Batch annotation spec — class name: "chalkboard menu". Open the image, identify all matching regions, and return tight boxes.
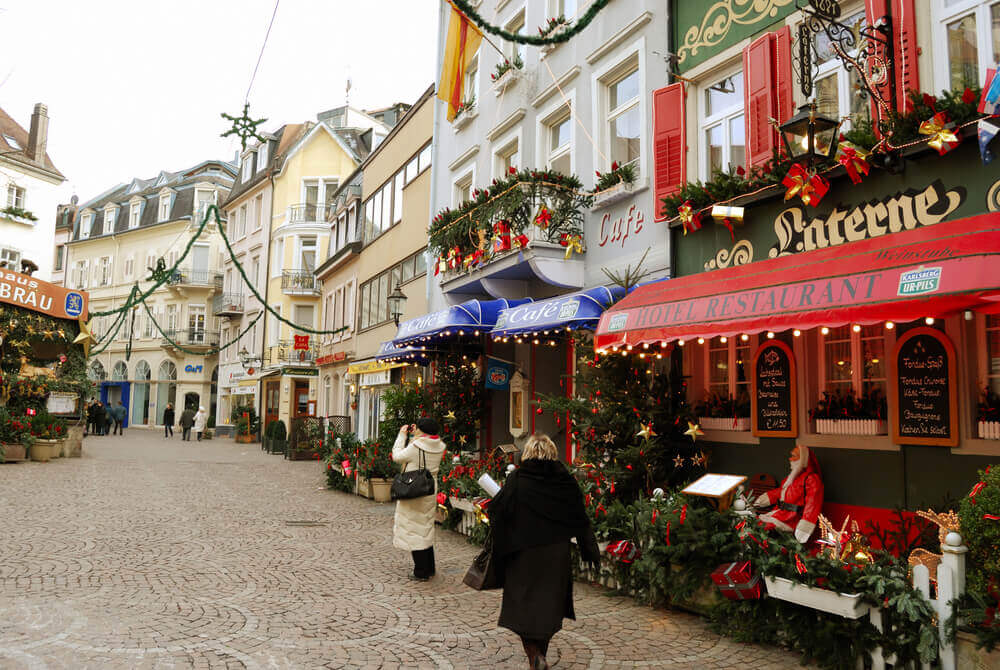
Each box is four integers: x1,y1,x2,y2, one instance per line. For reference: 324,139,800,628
891,328,958,447
752,340,798,438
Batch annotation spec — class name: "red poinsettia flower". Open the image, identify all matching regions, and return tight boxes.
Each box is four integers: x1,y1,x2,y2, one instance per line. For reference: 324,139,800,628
963,87,978,104
611,161,619,171
922,93,937,109
736,165,745,177
508,166,517,175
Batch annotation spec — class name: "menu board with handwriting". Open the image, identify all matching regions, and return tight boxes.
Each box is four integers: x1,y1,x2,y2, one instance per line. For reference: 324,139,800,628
892,328,958,447
752,340,798,438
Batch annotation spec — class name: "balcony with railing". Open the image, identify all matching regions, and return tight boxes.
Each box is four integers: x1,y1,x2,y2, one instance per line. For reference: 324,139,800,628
265,340,318,367
281,270,320,295
212,292,244,317
288,203,327,224
160,328,220,352
167,268,224,288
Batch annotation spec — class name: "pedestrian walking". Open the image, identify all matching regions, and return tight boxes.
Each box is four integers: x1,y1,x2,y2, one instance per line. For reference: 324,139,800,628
391,418,446,581
112,401,127,435
179,406,195,441
88,400,101,435
193,406,208,441
162,403,175,438
489,434,600,670
83,399,93,436
103,404,114,436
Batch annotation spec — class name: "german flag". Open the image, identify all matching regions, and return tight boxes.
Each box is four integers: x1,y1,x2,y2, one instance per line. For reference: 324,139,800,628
438,2,483,121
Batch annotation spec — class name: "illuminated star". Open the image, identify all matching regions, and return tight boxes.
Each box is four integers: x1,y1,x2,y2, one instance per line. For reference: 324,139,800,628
673,453,686,468
444,410,457,421
73,316,97,357
690,451,706,467
221,102,268,151
602,431,615,444
636,422,656,440
684,421,705,442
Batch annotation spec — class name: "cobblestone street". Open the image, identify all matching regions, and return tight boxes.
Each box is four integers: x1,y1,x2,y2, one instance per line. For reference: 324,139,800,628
0,430,805,669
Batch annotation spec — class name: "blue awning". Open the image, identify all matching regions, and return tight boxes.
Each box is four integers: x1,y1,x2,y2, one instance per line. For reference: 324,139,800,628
392,298,533,345
374,341,438,365
490,286,626,338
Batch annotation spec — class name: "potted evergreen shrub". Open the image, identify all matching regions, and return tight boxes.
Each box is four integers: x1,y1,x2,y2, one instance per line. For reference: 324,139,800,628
28,411,68,462
264,419,287,454
231,405,260,444
364,443,399,503
0,407,32,462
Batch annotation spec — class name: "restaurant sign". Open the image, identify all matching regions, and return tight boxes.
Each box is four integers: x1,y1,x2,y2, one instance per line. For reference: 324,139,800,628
0,269,88,320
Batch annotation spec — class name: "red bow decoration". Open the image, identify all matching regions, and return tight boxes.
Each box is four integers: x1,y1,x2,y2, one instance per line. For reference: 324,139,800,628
835,141,871,184
605,539,641,563
782,163,830,207
983,514,1000,521
919,112,961,155
679,504,687,525
678,200,703,236
534,206,552,229
513,233,530,249
665,521,671,545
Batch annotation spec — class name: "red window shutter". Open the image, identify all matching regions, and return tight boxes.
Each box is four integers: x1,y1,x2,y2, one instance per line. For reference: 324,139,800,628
773,26,795,125
892,0,919,107
652,83,686,222
744,32,776,169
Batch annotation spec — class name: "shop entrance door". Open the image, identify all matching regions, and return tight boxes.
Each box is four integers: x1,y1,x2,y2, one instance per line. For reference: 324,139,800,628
264,381,280,428
293,381,310,418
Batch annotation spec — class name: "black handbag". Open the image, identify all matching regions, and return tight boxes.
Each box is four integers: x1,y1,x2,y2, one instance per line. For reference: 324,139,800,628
391,445,435,500
463,532,499,590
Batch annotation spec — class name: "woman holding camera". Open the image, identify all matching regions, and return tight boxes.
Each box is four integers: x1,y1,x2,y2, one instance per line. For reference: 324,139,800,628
489,434,600,670
391,418,446,581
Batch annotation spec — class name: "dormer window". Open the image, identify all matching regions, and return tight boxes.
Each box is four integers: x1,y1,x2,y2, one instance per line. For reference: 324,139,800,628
256,142,268,171
158,190,172,221
103,207,116,235
241,151,256,181
129,199,141,229
80,212,93,239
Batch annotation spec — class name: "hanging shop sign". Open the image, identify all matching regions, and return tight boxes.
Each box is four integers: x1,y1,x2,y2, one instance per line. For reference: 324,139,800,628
890,327,959,447
280,367,318,377
751,340,798,438
232,385,256,395
316,355,334,365
293,334,310,350
0,269,88,321
673,0,797,73
360,370,391,387
484,357,513,390
347,359,405,375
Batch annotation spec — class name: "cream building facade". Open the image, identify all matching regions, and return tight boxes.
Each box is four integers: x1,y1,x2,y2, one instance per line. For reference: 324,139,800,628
66,160,236,426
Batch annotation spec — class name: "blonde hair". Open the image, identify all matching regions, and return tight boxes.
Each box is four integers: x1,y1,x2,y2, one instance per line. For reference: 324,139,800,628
522,434,558,461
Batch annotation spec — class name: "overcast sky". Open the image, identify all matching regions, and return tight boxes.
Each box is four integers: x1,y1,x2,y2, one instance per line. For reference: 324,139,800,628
0,0,440,204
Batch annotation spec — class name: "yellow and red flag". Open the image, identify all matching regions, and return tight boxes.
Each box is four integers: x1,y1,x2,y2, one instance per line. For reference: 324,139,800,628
438,2,483,121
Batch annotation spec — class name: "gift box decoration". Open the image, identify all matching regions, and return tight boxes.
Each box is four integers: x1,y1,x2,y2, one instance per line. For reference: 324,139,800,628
710,561,762,600
605,539,641,564
492,221,512,253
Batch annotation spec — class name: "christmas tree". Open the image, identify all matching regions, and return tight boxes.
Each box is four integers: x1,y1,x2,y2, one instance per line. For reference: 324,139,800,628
427,351,482,451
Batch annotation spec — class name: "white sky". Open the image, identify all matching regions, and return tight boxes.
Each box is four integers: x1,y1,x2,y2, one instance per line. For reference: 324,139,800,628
0,0,440,203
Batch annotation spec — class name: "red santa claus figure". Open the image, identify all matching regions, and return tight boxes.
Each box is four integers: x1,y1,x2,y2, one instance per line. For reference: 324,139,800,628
754,444,824,544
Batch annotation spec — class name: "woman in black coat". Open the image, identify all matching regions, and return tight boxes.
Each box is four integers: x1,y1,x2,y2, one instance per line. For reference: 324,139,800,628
489,434,600,670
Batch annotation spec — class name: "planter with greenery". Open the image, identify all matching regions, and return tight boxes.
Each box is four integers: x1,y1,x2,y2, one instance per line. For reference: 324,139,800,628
287,417,323,460
231,405,260,443
28,411,67,462
263,418,288,454
0,407,33,462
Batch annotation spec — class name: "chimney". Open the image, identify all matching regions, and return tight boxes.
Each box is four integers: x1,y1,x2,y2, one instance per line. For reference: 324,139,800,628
27,103,48,164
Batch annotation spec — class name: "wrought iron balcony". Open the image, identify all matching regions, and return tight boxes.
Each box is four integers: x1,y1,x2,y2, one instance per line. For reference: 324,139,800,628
212,293,244,317
281,270,320,295
160,328,219,351
167,268,224,288
288,203,326,224
265,340,318,366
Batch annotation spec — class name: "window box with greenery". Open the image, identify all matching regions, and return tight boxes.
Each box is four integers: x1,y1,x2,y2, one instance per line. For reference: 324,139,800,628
0,206,38,224
263,418,287,454
592,161,638,209
694,391,750,432
452,96,477,130
538,16,569,57
491,54,523,95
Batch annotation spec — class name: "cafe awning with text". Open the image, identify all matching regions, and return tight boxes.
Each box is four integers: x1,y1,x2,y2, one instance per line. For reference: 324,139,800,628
595,213,1000,349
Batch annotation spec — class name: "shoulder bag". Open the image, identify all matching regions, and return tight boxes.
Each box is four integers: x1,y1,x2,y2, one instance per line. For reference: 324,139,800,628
463,532,498,590
390,444,436,500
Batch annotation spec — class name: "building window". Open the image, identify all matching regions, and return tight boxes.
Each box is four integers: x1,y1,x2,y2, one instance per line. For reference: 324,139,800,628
495,136,520,177
553,0,578,19
393,173,404,224
103,208,116,235
466,52,480,103
986,315,1000,396
241,152,253,181
124,255,134,280
271,237,284,276
701,335,752,421
1,247,21,270
252,256,260,286
54,245,64,271
79,213,92,239
253,194,263,231
504,9,527,63
195,190,214,222
819,324,889,402
6,184,25,209
419,144,432,173
189,305,206,341
453,170,474,207
358,250,426,330
72,260,88,289
293,304,314,330
544,105,573,175
238,204,247,237
936,0,1000,91
129,202,141,229
813,10,871,130
97,256,113,286
257,142,268,171
299,236,317,271
158,193,171,221
701,71,745,177
165,304,178,332
269,305,281,346
603,60,642,172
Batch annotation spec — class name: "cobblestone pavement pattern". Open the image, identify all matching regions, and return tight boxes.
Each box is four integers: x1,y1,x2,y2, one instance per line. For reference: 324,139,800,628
0,430,807,669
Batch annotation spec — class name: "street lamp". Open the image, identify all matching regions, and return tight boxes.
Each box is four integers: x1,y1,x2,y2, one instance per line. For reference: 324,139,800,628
387,283,407,325
778,102,842,168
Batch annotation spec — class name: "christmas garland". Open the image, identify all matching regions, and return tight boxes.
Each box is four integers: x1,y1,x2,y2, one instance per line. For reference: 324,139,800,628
450,0,611,46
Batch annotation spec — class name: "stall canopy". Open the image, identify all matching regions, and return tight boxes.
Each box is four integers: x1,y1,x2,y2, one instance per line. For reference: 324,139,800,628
595,213,1000,349
392,298,532,346
490,286,626,339
374,340,441,364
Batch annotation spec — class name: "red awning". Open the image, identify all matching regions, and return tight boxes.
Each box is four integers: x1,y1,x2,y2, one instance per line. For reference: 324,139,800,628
595,212,1000,348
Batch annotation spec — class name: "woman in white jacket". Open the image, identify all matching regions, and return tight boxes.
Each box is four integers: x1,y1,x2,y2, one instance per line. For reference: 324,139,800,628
193,406,208,442
392,418,446,581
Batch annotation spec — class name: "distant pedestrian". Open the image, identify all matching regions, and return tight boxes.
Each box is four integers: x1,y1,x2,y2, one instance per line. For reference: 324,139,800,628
87,400,101,435
112,401,127,435
391,418,446,581
163,403,175,438
83,399,94,436
193,406,208,441
489,434,600,670
103,404,113,436
179,406,195,441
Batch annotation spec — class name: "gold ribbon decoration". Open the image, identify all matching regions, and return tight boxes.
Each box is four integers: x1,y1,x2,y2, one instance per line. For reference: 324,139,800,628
678,201,702,235
919,112,960,155
563,234,584,259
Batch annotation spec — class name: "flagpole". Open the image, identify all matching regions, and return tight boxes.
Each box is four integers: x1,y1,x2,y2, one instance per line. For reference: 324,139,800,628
445,0,505,56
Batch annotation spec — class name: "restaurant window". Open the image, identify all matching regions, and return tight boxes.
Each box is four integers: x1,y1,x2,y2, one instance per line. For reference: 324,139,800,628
602,56,641,173
698,335,752,426
818,324,890,409
823,325,854,395
812,10,871,130
984,315,1000,396
701,71,745,178
935,0,1000,91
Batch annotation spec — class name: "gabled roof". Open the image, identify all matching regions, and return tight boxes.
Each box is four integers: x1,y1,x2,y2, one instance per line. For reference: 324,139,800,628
0,105,64,180
222,123,311,207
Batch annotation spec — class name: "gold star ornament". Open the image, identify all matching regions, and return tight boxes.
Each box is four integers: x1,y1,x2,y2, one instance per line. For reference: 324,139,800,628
73,316,97,357
684,421,705,442
636,422,656,440
444,410,457,421
673,453,686,468
458,434,467,445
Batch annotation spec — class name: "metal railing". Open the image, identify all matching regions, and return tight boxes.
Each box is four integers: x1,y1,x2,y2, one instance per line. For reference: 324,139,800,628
212,292,244,315
161,328,220,349
288,203,326,224
168,268,224,287
281,270,319,293
265,341,318,365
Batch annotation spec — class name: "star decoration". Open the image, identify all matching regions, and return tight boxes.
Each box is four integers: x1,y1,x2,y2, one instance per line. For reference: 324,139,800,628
444,410,457,421
602,431,615,444
636,422,656,440
458,434,467,445
673,453,686,468
221,102,268,151
147,257,171,284
684,421,705,442
690,451,706,467
73,316,97,357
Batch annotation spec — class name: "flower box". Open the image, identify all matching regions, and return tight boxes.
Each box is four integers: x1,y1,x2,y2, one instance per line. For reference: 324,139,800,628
449,496,476,512
592,181,634,209
814,418,888,436
30,439,63,463
356,474,372,499
491,68,520,95
1,443,27,462
452,106,478,131
764,576,870,619
698,417,750,431
370,477,392,503
978,420,1000,439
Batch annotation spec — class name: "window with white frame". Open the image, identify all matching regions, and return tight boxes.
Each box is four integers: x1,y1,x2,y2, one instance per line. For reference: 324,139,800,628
466,52,480,104
257,142,268,171
195,189,214,222
393,173,403,224
1,247,21,269
80,213,92,239
812,9,871,130
165,304,178,332
702,71,745,177
241,153,253,181
544,106,573,175
252,256,260,287
103,208,116,235
495,136,520,176
453,170,474,206
129,201,141,229
271,238,284,276
143,307,155,338
818,324,889,406
124,255,134,280
98,256,113,286
552,0,578,19
253,194,263,230
603,57,642,172
158,192,171,221
701,335,753,421
299,236,317,272
936,0,1000,91
269,305,281,346
238,204,247,237
72,260,88,289
504,9,527,64
6,184,25,209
